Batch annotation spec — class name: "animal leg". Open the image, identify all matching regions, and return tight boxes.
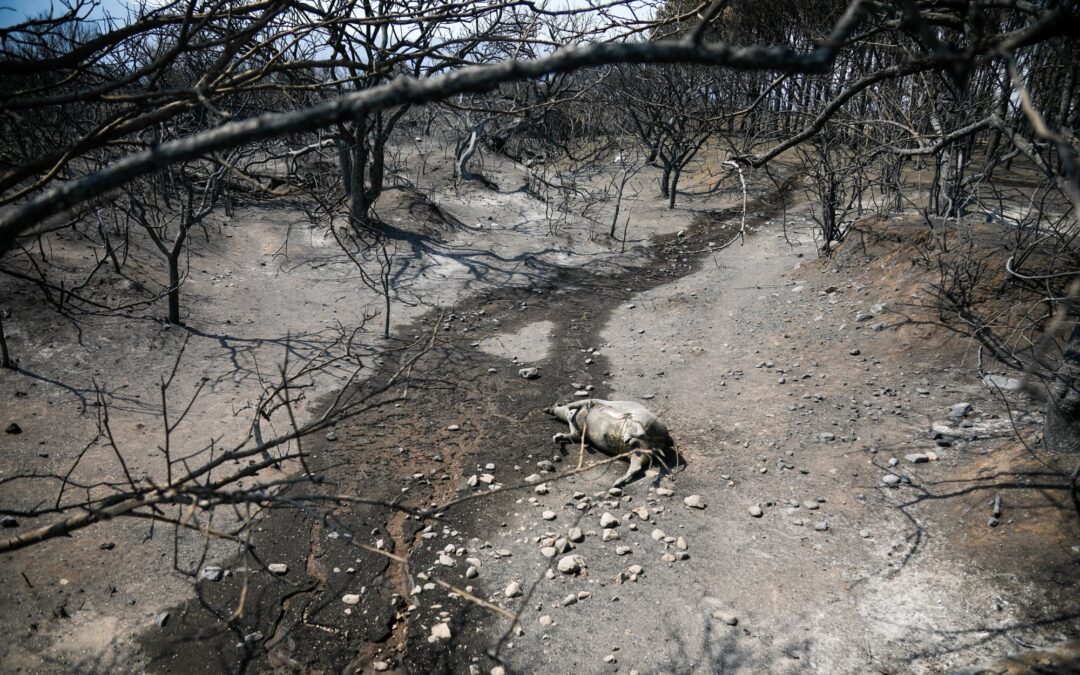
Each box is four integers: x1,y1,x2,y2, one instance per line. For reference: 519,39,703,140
613,450,647,487
553,431,579,447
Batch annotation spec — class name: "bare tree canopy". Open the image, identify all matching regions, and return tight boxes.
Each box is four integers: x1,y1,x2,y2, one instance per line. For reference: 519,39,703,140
1,0,1076,252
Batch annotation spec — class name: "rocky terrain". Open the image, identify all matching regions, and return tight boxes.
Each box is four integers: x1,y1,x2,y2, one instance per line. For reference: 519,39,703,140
2,155,1079,674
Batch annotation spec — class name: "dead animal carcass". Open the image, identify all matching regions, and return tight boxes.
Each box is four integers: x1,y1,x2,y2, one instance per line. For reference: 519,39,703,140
544,399,681,487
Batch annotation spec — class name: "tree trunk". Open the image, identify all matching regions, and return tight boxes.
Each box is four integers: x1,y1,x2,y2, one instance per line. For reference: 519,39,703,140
667,166,681,210
659,162,671,199
336,139,352,196
350,138,371,232
1045,323,1080,453
166,254,181,325
0,312,12,368
610,170,627,238
456,122,484,180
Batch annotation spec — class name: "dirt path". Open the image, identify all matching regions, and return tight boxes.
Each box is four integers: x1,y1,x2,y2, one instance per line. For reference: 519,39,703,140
132,170,1080,674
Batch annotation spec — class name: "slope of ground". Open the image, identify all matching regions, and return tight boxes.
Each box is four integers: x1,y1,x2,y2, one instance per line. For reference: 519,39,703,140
2,148,1077,674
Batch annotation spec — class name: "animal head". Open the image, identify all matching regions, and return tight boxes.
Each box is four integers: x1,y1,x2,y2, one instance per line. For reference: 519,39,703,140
544,403,574,424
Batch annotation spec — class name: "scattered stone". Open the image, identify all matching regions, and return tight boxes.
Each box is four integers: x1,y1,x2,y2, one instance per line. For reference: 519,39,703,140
542,510,557,521
373,662,390,672
505,582,522,598
535,483,550,495
817,432,836,442
683,495,706,510
615,546,631,556
855,312,873,322
949,402,973,419
887,457,899,467
4,423,21,434
983,374,1023,391
324,430,338,441
604,655,617,664
557,555,584,574
438,554,455,567
651,528,666,541
859,529,871,538
676,537,688,551
905,453,929,464
602,529,621,542
524,473,542,484
748,505,763,518
849,348,861,356
712,611,738,626
628,564,643,576
540,547,557,559
562,594,578,607
447,424,461,431
466,566,479,579
568,527,584,543
631,506,650,521
660,553,676,562
1,516,18,528
655,487,674,497
600,512,619,528
267,563,288,575
988,517,1000,528
608,487,623,497
802,501,819,510
199,566,224,582
814,521,829,532
519,367,540,380
539,615,554,627
881,474,902,487
154,611,170,628
430,623,451,641
342,594,361,605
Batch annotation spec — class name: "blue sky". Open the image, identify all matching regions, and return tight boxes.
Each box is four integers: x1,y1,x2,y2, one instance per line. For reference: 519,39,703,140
0,0,131,27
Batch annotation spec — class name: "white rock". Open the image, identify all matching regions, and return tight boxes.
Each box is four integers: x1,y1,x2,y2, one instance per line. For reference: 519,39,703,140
267,563,288,575
600,512,619,528
505,581,522,598
683,495,707,509
430,623,451,641
542,510,557,521
557,555,584,574
342,594,361,605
